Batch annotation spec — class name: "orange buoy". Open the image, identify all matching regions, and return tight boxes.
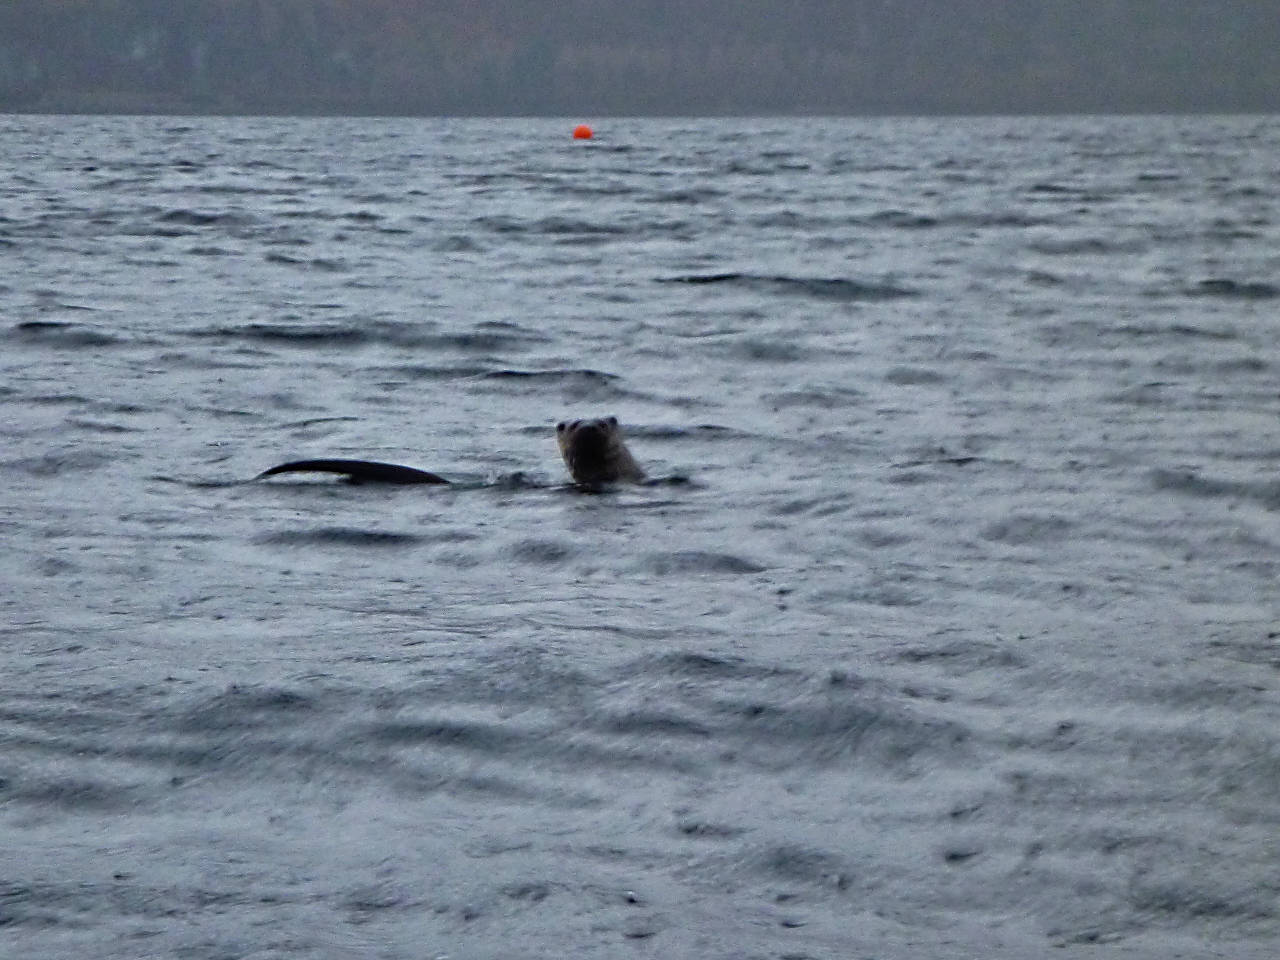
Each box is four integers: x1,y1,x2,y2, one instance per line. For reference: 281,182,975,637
572,124,594,140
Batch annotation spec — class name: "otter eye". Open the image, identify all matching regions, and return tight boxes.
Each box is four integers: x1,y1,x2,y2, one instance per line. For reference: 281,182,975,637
606,416,618,426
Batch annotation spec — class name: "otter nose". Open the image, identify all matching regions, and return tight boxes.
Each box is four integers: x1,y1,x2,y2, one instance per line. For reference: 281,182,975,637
575,425,607,449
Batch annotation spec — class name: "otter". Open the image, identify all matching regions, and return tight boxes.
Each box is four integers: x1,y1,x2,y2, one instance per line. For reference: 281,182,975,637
555,416,645,485
256,415,645,488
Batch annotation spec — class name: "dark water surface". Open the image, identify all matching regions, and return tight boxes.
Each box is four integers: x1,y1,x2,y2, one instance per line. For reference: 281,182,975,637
2,115,1279,958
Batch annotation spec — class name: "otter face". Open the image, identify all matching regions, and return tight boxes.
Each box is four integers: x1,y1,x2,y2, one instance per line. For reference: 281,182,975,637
556,415,644,486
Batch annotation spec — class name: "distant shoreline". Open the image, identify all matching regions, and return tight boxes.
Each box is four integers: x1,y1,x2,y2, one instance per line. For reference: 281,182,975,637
4,99,1277,120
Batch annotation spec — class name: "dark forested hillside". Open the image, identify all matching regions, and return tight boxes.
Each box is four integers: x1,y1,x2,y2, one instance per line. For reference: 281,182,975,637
0,0,1274,115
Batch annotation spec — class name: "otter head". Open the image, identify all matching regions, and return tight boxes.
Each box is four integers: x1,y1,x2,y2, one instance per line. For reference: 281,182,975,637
555,415,645,486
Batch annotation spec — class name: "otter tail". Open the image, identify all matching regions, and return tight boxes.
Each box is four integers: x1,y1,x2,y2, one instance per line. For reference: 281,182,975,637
256,459,449,485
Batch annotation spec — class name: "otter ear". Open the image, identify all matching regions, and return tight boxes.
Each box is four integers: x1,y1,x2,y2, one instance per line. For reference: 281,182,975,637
606,415,618,426
556,421,567,432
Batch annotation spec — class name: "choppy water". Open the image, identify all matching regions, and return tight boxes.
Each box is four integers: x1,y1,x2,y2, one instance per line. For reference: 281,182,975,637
2,114,1279,959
